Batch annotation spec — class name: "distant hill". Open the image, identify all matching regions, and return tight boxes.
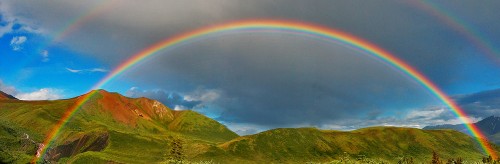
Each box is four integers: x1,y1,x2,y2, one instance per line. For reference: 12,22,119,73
0,90,17,100
424,116,500,144
209,127,490,163
0,90,497,163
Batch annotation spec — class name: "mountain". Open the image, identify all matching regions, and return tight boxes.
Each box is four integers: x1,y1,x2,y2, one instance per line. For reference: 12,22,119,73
0,90,238,163
0,90,498,163
0,90,17,100
424,116,500,144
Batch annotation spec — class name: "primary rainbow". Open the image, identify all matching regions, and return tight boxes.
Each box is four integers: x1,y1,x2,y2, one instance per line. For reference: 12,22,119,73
33,19,496,162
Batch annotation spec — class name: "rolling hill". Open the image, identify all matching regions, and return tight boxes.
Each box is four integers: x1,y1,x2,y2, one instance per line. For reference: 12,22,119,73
0,89,498,163
0,90,238,163
208,127,491,163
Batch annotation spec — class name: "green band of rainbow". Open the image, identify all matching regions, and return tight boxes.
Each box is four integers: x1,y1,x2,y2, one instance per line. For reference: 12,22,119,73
33,19,496,162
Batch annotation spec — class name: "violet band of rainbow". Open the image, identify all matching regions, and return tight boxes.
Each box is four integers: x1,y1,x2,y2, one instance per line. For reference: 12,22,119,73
411,0,500,63
33,20,496,162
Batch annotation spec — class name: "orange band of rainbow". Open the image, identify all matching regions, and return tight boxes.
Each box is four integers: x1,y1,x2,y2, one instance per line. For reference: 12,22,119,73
33,19,496,162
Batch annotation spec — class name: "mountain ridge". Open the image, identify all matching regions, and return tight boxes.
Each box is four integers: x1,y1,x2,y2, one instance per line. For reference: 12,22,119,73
424,116,500,144
0,90,17,100
0,89,498,163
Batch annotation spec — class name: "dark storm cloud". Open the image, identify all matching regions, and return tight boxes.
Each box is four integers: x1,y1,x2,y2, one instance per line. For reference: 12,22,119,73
124,34,435,127
455,88,500,117
4,0,500,86
3,0,500,130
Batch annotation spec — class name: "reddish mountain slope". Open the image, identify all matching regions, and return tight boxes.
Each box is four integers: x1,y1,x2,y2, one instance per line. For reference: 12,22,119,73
0,91,17,100
0,89,238,163
78,90,176,126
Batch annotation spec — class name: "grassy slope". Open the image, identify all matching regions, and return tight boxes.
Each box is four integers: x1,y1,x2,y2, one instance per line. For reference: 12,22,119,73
169,110,238,143
213,127,493,163
0,90,498,163
0,91,238,163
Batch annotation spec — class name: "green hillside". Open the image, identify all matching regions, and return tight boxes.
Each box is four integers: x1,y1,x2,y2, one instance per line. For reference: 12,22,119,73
0,90,238,163
0,90,498,163
213,127,494,163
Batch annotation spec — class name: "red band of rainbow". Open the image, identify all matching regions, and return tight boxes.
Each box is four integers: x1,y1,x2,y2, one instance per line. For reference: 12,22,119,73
33,19,496,162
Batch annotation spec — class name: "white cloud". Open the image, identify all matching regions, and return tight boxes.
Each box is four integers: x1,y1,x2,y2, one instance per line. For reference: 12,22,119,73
184,88,221,102
0,2,41,38
15,88,61,100
66,68,82,73
0,80,62,100
0,4,15,38
445,116,481,125
225,122,266,136
10,36,27,51
89,68,107,72
0,20,14,38
41,50,49,62
317,106,485,131
66,67,107,73
173,105,189,111
405,108,446,120
0,80,17,95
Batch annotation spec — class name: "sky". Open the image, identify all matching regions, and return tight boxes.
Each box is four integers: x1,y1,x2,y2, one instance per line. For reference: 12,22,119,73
1,0,500,135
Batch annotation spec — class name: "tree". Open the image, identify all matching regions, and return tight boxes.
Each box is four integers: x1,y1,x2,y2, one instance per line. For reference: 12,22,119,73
446,157,462,164
431,151,442,164
483,155,493,163
168,137,185,163
398,156,414,164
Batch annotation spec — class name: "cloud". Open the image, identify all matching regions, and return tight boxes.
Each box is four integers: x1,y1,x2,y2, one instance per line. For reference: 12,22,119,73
125,87,202,110
40,50,49,62
0,2,40,38
320,88,500,131
224,122,266,136
0,80,62,100
184,88,221,105
454,88,500,118
65,67,107,73
405,108,447,120
0,3,16,38
0,80,17,96
318,106,482,131
123,34,437,127
15,88,61,100
0,19,14,38
10,36,27,51
3,0,500,133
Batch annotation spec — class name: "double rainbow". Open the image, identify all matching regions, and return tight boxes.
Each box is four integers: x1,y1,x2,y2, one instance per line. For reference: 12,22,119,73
33,19,496,162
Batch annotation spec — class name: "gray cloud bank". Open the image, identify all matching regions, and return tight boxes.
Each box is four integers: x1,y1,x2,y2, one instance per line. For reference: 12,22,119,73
3,0,500,133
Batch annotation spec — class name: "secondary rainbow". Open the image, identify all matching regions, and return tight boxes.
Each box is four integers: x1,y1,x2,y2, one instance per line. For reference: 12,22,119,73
51,0,117,44
33,19,496,162
411,0,500,64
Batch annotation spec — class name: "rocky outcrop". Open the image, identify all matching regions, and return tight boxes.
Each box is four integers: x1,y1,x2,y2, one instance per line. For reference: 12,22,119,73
44,131,109,162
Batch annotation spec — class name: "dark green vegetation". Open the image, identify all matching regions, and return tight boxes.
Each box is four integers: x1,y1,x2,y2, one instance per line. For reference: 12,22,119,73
0,90,498,163
424,116,500,145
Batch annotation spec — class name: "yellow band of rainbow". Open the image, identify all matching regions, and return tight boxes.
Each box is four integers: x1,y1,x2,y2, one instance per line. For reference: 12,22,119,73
33,19,496,162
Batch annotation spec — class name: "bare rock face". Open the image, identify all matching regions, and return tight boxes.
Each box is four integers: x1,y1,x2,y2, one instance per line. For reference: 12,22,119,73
152,100,174,121
44,131,109,162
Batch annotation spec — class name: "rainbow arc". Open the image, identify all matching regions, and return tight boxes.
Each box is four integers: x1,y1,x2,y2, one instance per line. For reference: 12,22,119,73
33,20,496,162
